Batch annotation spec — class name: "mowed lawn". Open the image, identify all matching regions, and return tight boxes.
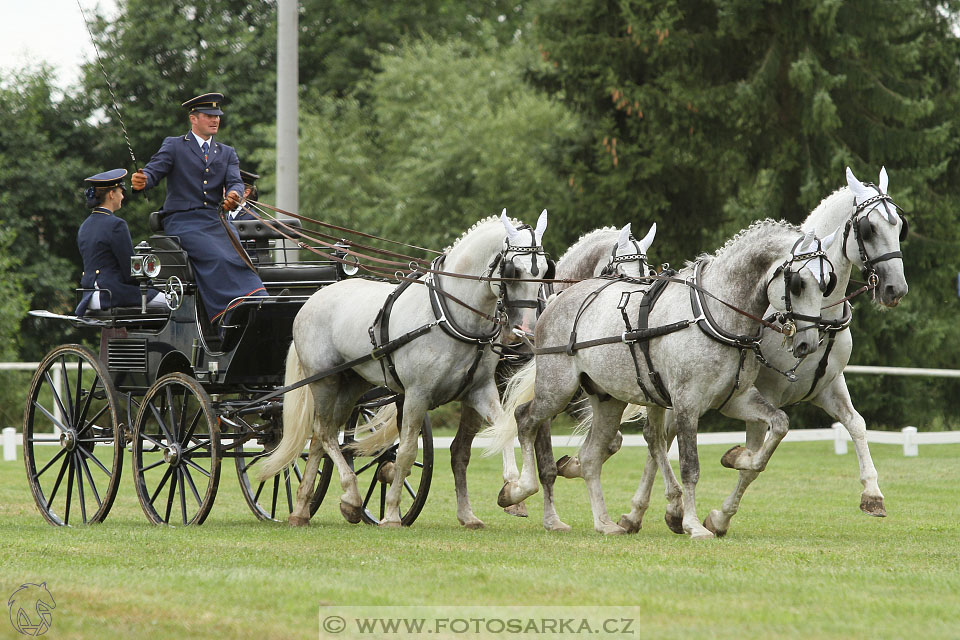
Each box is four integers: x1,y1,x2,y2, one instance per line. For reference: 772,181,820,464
1,439,958,639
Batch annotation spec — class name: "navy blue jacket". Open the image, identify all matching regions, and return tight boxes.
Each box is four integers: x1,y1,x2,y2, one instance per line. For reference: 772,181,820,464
140,132,243,212
75,209,149,316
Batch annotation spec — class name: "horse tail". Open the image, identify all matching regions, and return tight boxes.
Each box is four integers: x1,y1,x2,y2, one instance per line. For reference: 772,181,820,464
572,401,645,436
258,344,314,482
346,403,398,457
480,359,537,456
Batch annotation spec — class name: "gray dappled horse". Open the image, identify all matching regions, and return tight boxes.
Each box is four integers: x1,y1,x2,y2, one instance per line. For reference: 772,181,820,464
258,212,547,528
685,167,907,535
486,220,835,539
498,222,658,517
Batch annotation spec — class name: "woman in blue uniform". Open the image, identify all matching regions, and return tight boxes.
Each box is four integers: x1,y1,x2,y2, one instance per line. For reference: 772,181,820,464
75,169,165,316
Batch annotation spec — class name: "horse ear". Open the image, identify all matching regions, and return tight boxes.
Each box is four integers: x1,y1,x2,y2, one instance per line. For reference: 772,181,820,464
879,166,889,194
500,209,521,242
796,231,817,255
617,223,632,253
638,222,657,254
534,209,548,244
820,227,838,251
846,166,871,203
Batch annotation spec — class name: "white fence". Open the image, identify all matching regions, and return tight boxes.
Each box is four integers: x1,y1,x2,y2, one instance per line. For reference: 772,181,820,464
4,363,960,462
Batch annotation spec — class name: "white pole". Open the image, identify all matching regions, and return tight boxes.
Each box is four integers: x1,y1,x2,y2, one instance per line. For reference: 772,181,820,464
832,422,848,455
2,427,16,461
902,426,919,457
276,0,299,263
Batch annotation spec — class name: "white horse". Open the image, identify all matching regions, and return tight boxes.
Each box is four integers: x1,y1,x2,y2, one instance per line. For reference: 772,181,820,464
258,211,547,528
486,220,835,538
609,167,909,537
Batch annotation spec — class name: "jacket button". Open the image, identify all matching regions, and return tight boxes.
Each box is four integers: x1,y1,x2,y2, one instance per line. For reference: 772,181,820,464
204,180,207,184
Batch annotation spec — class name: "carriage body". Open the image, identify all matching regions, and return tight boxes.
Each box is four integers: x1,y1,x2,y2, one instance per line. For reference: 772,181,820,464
23,216,432,527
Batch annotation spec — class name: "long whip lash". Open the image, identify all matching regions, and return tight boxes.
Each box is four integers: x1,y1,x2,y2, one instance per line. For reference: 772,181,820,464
76,0,139,169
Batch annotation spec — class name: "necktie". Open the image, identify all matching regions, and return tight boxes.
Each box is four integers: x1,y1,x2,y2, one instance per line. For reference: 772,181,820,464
202,141,209,163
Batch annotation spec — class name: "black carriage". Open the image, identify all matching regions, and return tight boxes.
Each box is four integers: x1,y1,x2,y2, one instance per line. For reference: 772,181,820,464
23,214,432,526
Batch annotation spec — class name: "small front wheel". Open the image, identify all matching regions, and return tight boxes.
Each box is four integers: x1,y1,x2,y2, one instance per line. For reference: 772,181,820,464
132,373,220,525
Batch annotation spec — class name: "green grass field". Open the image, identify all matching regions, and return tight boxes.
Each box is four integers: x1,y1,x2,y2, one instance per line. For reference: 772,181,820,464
1,440,958,639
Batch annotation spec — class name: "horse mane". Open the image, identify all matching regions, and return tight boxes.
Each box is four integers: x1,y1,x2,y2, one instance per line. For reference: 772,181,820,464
444,214,523,253
802,185,852,231
556,226,619,263
687,218,802,268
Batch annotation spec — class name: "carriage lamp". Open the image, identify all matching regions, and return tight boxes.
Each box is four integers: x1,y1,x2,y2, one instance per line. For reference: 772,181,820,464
143,254,162,278
334,242,360,276
130,255,144,276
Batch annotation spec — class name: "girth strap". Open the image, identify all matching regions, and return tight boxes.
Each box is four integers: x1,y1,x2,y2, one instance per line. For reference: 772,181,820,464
369,272,425,390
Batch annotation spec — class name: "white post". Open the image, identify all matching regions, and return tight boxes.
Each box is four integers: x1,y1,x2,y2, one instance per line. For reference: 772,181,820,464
902,426,918,457
52,368,63,436
832,422,848,455
276,0,299,263
3,427,16,461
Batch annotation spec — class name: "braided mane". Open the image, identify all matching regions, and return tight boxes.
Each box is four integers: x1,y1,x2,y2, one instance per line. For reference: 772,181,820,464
556,226,619,263
687,218,801,268
445,214,523,253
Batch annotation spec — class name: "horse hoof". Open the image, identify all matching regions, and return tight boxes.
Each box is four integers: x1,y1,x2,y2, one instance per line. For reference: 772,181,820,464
339,502,363,524
689,529,716,541
288,515,310,527
664,511,685,535
497,482,519,508
618,515,641,534
544,519,572,533
503,502,528,518
598,523,627,535
458,516,485,530
860,495,887,517
556,455,582,479
721,445,747,469
379,519,402,528
703,510,728,538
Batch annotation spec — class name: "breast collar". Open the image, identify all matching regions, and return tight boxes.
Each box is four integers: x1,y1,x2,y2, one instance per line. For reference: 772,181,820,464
427,255,502,345
689,260,762,350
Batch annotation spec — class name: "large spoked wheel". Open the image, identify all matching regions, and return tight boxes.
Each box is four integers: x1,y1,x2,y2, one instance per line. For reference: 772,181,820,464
132,373,220,525
234,414,331,522
23,345,123,526
315,394,433,526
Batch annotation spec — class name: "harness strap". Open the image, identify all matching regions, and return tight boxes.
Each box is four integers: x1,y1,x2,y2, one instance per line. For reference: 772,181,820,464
634,272,677,406
369,273,424,390
428,256,502,344
224,323,436,417
534,321,691,355
218,206,257,273
689,261,762,350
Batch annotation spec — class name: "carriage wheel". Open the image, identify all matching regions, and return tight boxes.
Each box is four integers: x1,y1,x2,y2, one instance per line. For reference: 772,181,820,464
235,429,331,522
22,345,123,526
132,373,220,525
314,397,433,526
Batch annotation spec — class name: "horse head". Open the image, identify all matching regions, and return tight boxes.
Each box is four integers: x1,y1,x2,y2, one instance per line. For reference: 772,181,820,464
766,230,838,358
497,209,551,342
605,222,656,279
844,166,909,307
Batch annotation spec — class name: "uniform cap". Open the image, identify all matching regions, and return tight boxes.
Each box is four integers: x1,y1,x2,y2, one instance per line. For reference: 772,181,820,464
182,92,225,115
84,168,128,188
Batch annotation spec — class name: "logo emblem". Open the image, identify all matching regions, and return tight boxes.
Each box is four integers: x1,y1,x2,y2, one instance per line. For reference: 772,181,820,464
8,583,56,636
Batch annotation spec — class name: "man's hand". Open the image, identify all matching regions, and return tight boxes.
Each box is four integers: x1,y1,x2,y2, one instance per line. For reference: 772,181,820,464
224,190,241,211
131,170,147,191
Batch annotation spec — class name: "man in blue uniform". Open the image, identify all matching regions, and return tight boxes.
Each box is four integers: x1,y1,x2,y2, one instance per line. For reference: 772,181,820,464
76,169,165,316
131,92,266,324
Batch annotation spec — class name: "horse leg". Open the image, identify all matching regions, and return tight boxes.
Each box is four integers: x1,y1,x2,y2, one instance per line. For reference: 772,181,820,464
380,395,429,527
672,407,714,540
618,407,667,533
813,375,885,516
500,448,528,517
534,420,570,532
579,395,628,535
719,387,789,473
703,419,764,537
450,403,486,529
289,434,325,526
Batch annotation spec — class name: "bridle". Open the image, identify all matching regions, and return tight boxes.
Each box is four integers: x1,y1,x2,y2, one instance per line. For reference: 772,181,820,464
486,224,556,314
842,186,908,288
764,236,837,338
599,235,656,278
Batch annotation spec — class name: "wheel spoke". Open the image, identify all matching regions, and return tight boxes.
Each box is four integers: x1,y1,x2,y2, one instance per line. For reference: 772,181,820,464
139,431,166,450
284,468,294,513
403,479,417,501
149,401,175,444
164,466,178,523
182,457,211,478
59,357,75,427
64,456,75,526
271,475,280,519
79,453,104,508
33,398,72,434
149,464,175,505
181,465,203,506
43,371,71,427
35,447,67,479
140,457,167,473
354,457,379,475
379,482,386,520
178,469,188,524
180,409,202,448
46,453,71,509
73,358,85,426
78,445,112,477
76,395,108,439
74,454,88,524
361,471,378,509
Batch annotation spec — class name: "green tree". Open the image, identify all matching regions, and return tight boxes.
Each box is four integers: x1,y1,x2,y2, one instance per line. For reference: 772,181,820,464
281,36,583,254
